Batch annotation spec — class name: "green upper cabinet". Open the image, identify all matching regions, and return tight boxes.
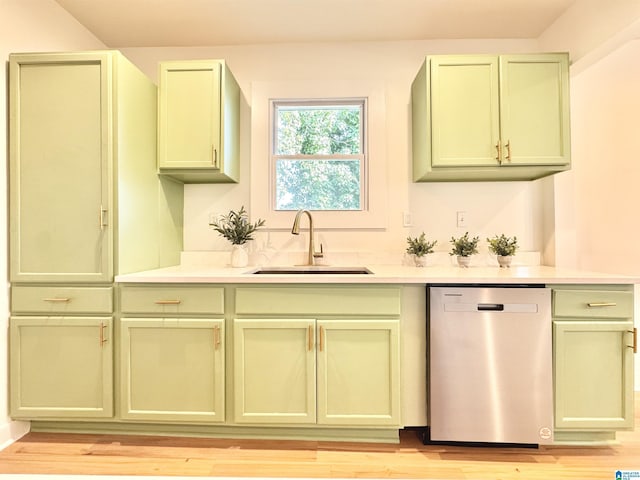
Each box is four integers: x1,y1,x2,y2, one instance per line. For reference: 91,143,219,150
412,53,571,181
158,60,240,183
9,51,182,283
429,55,500,169
9,53,111,283
499,55,571,167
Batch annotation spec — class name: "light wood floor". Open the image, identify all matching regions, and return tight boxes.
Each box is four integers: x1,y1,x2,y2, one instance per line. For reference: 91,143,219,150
1,396,638,480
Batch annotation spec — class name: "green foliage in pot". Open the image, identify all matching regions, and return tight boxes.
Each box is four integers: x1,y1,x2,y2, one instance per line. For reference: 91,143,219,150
487,234,518,257
209,206,265,245
406,233,437,257
449,232,480,257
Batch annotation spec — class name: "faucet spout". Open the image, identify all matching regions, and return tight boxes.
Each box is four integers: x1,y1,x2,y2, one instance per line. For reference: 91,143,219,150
291,209,323,266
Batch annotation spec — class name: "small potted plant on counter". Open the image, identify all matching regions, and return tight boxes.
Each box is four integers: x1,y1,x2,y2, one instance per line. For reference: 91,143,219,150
487,234,518,268
209,206,265,267
406,232,437,267
449,232,479,268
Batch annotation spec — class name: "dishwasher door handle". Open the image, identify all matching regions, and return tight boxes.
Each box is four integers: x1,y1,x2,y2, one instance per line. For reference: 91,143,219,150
477,303,505,311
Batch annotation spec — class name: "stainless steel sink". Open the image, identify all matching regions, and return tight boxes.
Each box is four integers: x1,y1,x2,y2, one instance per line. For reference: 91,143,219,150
250,266,372,275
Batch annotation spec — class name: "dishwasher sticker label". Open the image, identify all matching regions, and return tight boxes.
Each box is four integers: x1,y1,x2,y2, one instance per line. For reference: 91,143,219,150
616,471,640,479
539,427,552,440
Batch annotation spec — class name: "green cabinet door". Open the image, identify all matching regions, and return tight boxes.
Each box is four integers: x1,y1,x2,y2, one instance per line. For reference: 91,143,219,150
9,53,112,283
120,318,225,423
554,320,635,430
500,54,571,166
430,55,500,168
10,316,113,418
233,319,316,424
158,60,240,183
9,51,175,282
317,320,400,426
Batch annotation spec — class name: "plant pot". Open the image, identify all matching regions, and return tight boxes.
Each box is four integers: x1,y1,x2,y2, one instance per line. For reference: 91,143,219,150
414,255,428,267
497,255,513,268
456,255,471,268
230,244,249,268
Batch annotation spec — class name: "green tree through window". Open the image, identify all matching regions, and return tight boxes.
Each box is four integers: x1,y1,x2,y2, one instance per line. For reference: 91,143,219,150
273,100,365,211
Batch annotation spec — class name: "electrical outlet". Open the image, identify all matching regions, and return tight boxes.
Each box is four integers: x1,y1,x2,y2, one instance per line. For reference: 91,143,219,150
403,211,413,227
456,211,467,228
208,212,218,225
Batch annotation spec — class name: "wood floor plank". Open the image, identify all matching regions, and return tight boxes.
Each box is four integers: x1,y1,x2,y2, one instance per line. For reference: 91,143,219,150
0,394,638,479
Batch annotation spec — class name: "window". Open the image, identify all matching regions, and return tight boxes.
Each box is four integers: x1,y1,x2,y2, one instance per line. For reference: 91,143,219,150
251,81,386,230
271,99,366,211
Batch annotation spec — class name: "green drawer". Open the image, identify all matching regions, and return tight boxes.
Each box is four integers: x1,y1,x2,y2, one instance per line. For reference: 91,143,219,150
553,289,633,319
120,285,225,315
11,286,113,314
235,286,401,316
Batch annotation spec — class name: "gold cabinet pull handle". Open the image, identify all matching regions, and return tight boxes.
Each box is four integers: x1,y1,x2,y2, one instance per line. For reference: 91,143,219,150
629,328,638,354
99,322,107,346
154,300,181,305
308,325,313,351
505,141,511,162
213,325,221,349
319,325,324,352
212,146,219,169
100,205,108,229
495,142,502,164
43,297,71,303
587,302,617,307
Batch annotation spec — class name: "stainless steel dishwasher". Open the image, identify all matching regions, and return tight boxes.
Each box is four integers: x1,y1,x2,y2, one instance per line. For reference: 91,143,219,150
427,285,553,445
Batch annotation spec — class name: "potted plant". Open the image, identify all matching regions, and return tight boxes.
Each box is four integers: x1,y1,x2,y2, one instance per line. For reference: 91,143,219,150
487,234,518,268
449,232,479,267
209,206,265,267
406,232,437,267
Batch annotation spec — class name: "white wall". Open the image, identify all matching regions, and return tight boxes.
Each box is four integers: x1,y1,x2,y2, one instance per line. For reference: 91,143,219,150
0,0,106,449
123,39,548,263
539,0,640,71
554,40,640,388
556,40,640,275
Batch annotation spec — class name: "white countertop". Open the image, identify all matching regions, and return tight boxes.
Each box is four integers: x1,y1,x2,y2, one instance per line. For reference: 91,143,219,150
115,264,638,285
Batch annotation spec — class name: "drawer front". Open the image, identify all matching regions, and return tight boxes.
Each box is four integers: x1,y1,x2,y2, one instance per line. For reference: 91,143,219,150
235,286,401,316
120,285,225,315
11,286,113,314
553,289,633,319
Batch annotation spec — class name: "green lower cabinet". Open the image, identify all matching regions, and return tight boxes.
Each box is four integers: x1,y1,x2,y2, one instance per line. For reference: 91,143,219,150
233,318,400,427
552,286,636,441
233,318,316,424
553,320,635,430
120,318,225,423
317,320,400,426
10,316,113,418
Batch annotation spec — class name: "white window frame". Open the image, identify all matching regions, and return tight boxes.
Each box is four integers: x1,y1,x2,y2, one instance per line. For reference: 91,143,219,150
270,98,368,212
250,80,388,230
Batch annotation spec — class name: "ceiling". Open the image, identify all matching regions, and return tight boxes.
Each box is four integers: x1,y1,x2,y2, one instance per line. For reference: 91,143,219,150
53,0,577,48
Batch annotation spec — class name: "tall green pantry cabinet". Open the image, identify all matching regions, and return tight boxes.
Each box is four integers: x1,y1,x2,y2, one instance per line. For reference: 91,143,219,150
8,51,183,419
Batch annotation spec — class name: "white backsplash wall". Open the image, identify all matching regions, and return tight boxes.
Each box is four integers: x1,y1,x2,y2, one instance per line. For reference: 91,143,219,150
184,179,547,265
124,39,550,264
